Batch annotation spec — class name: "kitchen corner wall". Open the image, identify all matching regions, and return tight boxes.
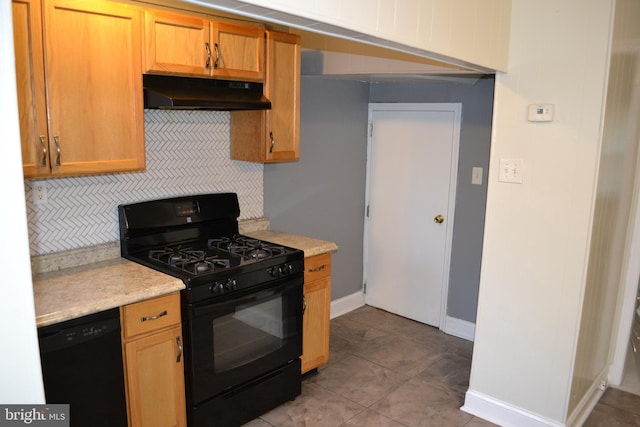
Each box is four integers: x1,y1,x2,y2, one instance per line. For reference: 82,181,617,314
25,110,263,255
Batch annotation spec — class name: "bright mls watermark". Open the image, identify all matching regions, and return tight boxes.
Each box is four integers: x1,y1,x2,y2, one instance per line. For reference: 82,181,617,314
0,405,69,426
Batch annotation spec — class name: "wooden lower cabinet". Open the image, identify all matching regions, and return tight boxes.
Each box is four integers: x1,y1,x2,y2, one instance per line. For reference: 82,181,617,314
301,253,332,373
121,293,186,427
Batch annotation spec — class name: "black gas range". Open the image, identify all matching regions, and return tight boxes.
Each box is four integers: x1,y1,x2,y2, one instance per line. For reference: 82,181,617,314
119,193,304,426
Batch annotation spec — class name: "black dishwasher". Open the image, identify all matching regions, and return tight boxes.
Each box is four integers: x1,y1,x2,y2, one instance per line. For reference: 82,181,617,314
38,307,128,427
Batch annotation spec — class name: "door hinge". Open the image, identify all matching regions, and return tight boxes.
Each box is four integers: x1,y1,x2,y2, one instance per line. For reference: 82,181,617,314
366,205,369,218
363,282,366,294
369,123,373,137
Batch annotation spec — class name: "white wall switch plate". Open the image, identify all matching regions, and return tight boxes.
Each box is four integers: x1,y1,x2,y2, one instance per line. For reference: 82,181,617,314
499,158,524,183
472,167,483,185
528,104,554,122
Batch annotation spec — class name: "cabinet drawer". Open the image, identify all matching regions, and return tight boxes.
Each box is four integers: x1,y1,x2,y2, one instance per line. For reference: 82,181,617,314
304,253,331,283
122,293,181,338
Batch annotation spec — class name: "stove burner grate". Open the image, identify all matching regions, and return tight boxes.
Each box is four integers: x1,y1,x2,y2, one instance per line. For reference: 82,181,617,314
148,246,231,275
208,237,286,260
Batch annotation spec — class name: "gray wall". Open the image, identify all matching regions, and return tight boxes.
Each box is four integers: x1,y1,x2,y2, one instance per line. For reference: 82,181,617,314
264,77,370,300
265,75,494,323
370,77,494,323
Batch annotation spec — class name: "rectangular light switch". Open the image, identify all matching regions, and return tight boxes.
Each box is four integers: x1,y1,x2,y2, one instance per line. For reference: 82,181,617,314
472,167,483,185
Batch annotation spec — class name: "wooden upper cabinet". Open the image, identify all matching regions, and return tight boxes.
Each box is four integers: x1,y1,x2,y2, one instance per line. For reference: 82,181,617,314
13,0,146,178
43,0,145,177
143,9,210,76
231,30,300,163
211,21,264,81
144,9,265,81
264,31,300,161
12,0,49,178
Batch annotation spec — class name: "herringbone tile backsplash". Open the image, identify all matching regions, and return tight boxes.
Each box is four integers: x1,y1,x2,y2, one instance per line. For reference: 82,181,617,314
25,110,264,255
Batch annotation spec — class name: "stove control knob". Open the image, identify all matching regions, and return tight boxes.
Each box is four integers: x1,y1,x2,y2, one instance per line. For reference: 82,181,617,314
269,266,281,278
280,264,293,276
279,264,287,276
224,279,237,291
210,282,224,295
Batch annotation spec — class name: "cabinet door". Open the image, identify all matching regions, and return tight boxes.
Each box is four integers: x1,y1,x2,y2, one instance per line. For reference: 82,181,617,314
144,9,211,76
12,0,49,178
230,30,300,163
302,276,331,373
211,21,264,81
264,31,300,162
124,326,186,427
44,0,145,176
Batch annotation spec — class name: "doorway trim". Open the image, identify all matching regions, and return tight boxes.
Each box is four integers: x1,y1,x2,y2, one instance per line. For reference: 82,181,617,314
609,134,640,387
363,102,461,330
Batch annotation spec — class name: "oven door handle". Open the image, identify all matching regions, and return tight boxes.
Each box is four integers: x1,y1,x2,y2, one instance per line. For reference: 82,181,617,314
191,279,301,317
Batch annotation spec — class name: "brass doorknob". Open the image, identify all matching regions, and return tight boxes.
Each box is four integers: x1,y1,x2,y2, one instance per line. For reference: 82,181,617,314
434,215,445,224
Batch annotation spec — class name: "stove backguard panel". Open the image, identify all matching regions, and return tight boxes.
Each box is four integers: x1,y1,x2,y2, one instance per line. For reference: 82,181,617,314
24,110,263,255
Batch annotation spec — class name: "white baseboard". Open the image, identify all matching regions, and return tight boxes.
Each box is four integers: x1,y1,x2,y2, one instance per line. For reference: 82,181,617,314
565,367,607,427
442,315,476,342
462,389,565,427
330,290,365,319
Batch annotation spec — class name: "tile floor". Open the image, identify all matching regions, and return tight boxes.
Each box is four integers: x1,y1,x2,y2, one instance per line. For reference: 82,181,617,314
243,305,640,427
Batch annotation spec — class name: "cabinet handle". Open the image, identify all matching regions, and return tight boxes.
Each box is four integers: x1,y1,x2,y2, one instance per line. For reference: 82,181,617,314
302,296,307,315
53,136,61,166
39,136,47,167
205,42,212,69
269,132,275,154
308,265,326,273
213,43,220,69
176,336,183,363
140,310,167,322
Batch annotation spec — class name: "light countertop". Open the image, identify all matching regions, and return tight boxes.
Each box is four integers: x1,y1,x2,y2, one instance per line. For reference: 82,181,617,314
33,258,184,327
244,230,338,257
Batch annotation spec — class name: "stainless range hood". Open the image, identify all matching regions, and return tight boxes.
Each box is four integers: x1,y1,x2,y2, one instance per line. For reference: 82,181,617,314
143,74,271,110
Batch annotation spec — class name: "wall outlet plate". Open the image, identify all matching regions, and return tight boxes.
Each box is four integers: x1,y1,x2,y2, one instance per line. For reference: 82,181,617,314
33,182,48,205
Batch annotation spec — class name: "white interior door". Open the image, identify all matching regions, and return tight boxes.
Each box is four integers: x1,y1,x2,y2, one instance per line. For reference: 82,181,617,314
364,103,461,327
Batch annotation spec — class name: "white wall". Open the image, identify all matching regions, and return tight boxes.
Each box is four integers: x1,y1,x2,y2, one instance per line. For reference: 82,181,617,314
0,1,45,403
465,0,613,424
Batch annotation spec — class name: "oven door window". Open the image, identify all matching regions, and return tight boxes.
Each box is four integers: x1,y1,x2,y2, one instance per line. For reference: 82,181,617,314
214,293,286,372
187,279,302,403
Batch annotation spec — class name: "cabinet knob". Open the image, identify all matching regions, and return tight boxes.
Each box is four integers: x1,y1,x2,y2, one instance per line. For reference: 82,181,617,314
53,136,61,167
308,265,325,273
176,336,183,363
140,310,167,322
39,136,48,167
205,42,212,69
213,43,220,69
